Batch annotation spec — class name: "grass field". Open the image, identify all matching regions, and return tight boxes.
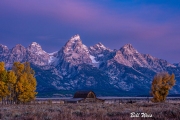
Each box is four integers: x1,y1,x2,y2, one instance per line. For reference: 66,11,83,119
0,101,180,120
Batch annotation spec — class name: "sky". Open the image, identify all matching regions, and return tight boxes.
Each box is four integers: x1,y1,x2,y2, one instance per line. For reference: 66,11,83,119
0,0,180,63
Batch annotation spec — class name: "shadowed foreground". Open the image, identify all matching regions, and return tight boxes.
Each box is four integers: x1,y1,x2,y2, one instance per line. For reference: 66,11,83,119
0,102,180,120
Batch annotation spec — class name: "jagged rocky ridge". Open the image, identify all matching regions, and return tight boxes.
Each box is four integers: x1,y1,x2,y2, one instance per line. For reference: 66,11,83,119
0,34,180,96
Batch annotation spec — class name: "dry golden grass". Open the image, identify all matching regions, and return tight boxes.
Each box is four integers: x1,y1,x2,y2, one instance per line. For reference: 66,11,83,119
0,101,180,120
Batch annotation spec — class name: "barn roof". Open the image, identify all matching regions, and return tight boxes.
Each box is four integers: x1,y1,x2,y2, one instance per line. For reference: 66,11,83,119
73,90,96,98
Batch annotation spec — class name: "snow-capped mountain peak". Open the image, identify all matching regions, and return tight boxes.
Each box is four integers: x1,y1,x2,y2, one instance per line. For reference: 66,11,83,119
0,44,8,49
25,42,50,66
96,42,107,50
27,42,47,55
120,44,139,54
122,43,133,48
64,34,89,54
114,44,150,68
12,44,26,53
31,42,39,45
56,35,91,67
69,34,81,43
29,42,42,49
0,44,8,53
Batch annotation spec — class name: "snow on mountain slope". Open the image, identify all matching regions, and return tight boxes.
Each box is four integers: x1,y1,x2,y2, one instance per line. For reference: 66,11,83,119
48,51,58,64
89,55,99,63
119,44,151,68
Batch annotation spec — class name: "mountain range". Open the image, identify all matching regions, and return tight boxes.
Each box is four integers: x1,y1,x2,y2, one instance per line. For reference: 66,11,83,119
0,34,180,97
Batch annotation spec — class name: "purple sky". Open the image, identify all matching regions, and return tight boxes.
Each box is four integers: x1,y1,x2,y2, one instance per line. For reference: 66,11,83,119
0,0,180,63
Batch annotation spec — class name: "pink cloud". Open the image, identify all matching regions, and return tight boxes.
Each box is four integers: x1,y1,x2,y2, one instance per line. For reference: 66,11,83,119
1,0,180,47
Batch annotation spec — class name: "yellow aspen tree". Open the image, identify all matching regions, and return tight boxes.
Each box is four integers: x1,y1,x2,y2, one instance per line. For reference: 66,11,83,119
12,62,37,104
0,62,9,104
12,62,24,104
17,72,29,103
23,62,37,102
7,71,17,104
0,81,9,103
0,62,5,72
12,62,24,78
151,72,176,102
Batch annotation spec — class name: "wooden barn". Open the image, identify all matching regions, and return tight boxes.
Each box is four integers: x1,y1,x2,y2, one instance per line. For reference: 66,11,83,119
65,91,104,103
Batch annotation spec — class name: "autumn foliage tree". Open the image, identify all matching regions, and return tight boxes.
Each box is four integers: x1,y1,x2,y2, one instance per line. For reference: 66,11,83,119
151,72,176,102
7,70,17,104
0,62,9,104
0,61,37,104
15,62,37,103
